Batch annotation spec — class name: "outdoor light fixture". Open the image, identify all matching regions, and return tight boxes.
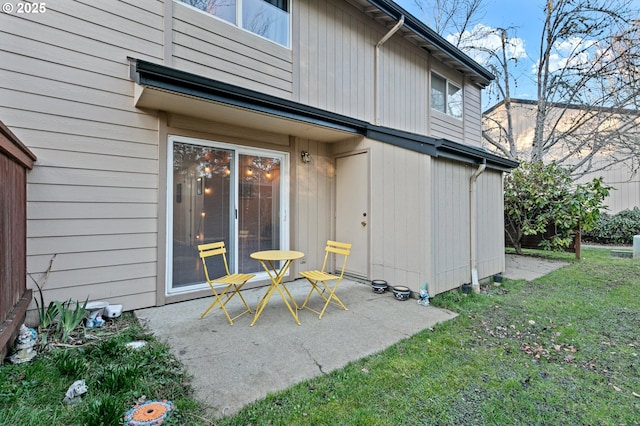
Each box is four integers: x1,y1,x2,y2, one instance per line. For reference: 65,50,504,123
301,151,311,163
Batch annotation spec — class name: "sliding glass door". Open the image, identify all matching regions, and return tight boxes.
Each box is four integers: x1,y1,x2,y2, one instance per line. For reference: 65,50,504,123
167,136,288,294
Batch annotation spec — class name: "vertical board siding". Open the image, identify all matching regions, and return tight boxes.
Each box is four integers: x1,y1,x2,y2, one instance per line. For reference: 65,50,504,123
172,2,293,98
296,0,376,122
0,156,27,321
296,0,433,134
431,159,471,294
0,121,35,356
0,0,164,312
476,171,506,277
331,138,436,292
294,138,333,269
379,40,429,133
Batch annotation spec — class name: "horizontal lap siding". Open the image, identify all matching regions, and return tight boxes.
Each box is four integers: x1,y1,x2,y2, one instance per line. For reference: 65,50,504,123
430,112,464,141
172,2,293,98
0,0,164,312
463,84,482,147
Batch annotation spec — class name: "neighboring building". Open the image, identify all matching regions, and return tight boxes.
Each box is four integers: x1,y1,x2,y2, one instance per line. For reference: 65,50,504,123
1,0,517,315
483,99,640,213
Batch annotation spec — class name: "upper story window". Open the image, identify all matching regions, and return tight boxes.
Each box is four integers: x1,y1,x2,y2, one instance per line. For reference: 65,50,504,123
431,72,463,120
179,0,290,48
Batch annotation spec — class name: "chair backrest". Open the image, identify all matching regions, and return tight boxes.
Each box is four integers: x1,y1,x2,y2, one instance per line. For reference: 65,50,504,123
321,240,352,277
197,242,231,281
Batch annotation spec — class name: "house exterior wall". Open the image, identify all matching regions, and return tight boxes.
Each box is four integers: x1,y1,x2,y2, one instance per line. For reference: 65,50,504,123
1,0,505,314
171,1,294,98
476,170,506,278
1,0,165,312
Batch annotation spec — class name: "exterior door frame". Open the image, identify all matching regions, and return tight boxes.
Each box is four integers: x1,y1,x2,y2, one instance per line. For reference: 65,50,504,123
335,150,370,279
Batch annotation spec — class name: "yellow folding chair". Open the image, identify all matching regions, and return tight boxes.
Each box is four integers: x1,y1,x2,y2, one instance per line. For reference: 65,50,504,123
299,240,352,319
198,242,254,325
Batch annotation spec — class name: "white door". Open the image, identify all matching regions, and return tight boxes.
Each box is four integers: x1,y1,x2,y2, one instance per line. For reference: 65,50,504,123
336,152,369,278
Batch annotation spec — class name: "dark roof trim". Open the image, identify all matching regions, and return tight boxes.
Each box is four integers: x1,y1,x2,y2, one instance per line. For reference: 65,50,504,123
130,59,517,171
131,59,368,134
367,125,519,171
365,0,494,83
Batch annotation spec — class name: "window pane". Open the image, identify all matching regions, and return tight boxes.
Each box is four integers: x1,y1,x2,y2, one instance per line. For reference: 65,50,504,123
243,0,289,47
431,73,446,113
448,82,463,119
173,143,232,287
237,154,281,273
180,0,236,24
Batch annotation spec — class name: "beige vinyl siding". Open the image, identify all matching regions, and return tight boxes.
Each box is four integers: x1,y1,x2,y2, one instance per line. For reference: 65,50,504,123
370,142,431,288
463,83,483,147
378,40,429,133
295,0,374,121
431,159,471,294
294,138,335,268
329,138,431,289
172,1,293,99
476,171,506,277
296,0,431,134
430,111,464,141
0,0,164,312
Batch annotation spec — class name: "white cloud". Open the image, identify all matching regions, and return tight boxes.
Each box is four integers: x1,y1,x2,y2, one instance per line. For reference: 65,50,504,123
446,23,528,65
533,36,598,73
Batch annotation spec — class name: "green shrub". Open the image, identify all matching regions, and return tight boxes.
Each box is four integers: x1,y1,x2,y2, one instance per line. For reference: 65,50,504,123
583,207,640,244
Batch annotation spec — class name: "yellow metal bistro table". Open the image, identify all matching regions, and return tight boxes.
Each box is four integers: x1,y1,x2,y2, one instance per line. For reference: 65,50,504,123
249,250,304,326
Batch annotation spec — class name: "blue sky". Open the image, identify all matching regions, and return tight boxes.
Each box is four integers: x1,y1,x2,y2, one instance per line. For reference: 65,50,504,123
394,0,640,107
394,0,546,103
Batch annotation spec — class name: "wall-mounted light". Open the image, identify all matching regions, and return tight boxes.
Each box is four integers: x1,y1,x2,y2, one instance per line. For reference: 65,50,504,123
301,151,311,163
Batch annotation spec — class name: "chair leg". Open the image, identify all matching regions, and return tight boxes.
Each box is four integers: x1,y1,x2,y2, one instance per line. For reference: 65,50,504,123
232,285,253,315
300,279,328,311
199,287,235,325
318,282,348,319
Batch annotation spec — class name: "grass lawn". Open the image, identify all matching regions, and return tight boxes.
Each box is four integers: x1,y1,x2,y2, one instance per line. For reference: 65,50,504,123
217,247,639,425
1,247,638,425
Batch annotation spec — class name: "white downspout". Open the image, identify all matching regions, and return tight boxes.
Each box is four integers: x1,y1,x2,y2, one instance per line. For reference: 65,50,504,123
374,15,404,125
470,160,486,293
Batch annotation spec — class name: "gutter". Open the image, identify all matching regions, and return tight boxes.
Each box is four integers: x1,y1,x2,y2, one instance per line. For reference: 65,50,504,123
469,160,486,293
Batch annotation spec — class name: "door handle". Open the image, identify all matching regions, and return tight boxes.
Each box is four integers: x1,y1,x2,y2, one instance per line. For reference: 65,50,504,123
361,221,367,227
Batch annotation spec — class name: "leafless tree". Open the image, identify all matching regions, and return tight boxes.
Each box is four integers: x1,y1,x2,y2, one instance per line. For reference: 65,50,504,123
481,0,640,178
411,0,485,47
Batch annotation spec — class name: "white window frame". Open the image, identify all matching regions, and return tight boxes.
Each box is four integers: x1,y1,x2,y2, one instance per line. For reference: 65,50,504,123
176,0,291,48
166,135,291,296
430,71,463,120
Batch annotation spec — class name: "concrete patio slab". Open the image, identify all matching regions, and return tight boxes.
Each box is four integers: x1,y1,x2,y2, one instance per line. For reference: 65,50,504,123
135,279,457,419
135,254,567,420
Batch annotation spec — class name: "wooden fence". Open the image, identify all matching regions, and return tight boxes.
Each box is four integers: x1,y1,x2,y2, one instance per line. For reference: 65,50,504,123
0,120,36,361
